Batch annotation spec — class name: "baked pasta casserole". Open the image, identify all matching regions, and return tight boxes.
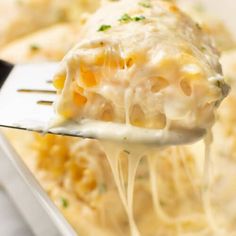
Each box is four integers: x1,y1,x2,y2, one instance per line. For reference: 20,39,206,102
0,1,236,236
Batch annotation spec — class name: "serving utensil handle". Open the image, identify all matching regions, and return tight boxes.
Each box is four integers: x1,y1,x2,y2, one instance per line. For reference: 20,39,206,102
0,60,14,88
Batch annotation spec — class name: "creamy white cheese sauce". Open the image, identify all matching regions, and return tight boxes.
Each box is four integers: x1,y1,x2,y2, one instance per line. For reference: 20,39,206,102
202,131,224,235
100,141,146,236
48,119,206,146
97,131,216,236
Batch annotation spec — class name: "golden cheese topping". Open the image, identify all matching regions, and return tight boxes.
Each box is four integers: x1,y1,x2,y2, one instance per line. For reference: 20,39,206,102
53,0,229,132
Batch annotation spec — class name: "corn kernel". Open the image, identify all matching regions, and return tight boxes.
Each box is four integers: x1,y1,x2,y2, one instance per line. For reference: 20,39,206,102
59,107,75,119
101,110,113,121
147,113,167,129
95,53,125,68
80,66,97,87
68,162,84,180
132,119,145,127
130,105,145,127
53,75,66,90
72,81,84,94
151,77,169,93
95,54,105,66
180,79,192,96
169,5,179,13
78,157,89,167
101,103,114,121
73,92,87,107
129,52,148,66
125,58,134,68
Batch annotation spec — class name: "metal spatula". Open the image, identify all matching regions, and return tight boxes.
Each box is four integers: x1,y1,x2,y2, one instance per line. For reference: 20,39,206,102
0,60,206,146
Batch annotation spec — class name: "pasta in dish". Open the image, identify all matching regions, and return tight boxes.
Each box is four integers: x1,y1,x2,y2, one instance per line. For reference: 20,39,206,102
179,2,236,52
0,0,236,236
0,0,99,48
0,23,81,63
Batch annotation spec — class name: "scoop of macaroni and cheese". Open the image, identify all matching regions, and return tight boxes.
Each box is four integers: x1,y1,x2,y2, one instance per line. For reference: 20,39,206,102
53,0,229,132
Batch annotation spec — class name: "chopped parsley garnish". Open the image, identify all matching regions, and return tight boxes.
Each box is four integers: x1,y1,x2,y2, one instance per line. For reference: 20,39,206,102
119,14,133,23
196,23,202,30
160,200,166,206
133,15,146,21
216,80,221,88
97,24,111,32
140,158,146,165
137,175,147,180
138,1,152,8
61,197,69,208
119,14,146,24
98,183,107,194
201,46,207,52
124,150,130,154
30,44,40,51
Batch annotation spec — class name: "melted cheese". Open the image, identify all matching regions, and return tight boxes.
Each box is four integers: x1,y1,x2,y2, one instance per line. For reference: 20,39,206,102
54,0,229,132
100,142,145,236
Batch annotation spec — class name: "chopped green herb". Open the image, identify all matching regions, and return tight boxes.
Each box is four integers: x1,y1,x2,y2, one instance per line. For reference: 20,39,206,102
124,150,130,154
61,197,69,208
57,9,67,21
98,183,107,194
137,175,147,180
160,200,166,206
140,158,146,165
196,23,202,30
138,1,152,8
133,15,146,22
216,80,221,88
201,46,207,52
119,13,133,23
98,25,111,32
119,14,146,24
30,44,40,51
